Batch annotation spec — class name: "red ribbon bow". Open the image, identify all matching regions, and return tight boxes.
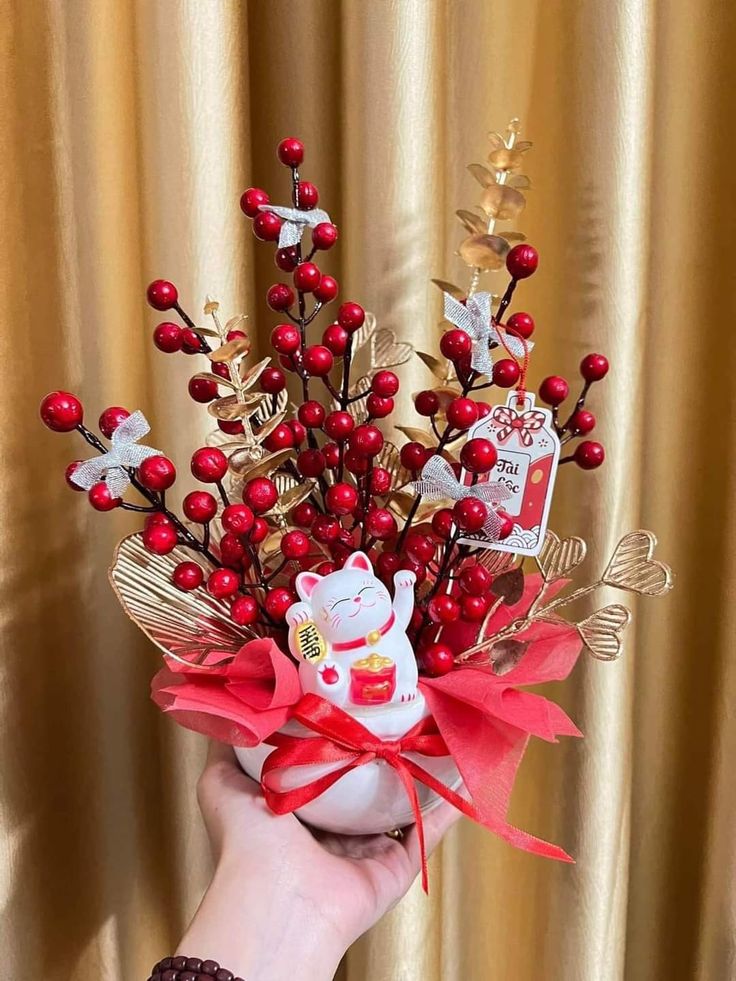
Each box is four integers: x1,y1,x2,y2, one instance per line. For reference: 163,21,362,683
261,693,479,892
491,405,546,447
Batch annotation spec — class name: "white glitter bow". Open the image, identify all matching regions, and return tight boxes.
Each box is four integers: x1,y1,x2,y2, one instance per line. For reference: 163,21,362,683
71,411,161,498
258,204,332,249
443,291,532,376
411,455,512,539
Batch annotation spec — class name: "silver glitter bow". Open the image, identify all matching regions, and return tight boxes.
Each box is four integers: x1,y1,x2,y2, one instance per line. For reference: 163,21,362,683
258,204,332,249
443,291,532,376
411,455,512,539
71,410,161,498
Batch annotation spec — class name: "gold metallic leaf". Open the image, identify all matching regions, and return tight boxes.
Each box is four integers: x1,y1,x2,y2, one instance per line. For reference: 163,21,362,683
416,351,449,380
411,384,462,421
240,357,272,390
376,441,410,490
467,163,497,189
271,481,317,515
350,311,377,354
192,371,236,392
253,411,287,444
491,638,529,675
203,299,220,315
371,328,413,370
507,175,532,190
225,314,248,333
431,279,465,299
387,491,440,524
339,375,372,423
514,140,533,151
208,338,251,363
487,132,507,151
577,604,631,661
476,549,515,576
458,234,509,271
603,531,673,596
490,567,525,605
488,147,527,171
480,185,526,220
207,393,266,420
456,209,487,235
537,531,587,582
395,425,435,449
499,231,526,242
229,447,293,478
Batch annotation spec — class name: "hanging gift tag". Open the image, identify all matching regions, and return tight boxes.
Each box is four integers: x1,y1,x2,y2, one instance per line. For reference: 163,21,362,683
459,390,560,556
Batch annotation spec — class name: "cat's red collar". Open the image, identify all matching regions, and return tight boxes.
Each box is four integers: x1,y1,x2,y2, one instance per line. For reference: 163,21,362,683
331,611,396,652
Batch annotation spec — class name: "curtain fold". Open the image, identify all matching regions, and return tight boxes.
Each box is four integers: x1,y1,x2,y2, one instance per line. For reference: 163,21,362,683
2,1,734,978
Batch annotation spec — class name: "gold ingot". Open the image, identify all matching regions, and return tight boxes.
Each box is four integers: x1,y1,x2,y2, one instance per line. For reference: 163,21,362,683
353,652,394,673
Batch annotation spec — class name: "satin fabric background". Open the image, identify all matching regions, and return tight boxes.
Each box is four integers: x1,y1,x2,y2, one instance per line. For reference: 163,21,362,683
2,0,735,978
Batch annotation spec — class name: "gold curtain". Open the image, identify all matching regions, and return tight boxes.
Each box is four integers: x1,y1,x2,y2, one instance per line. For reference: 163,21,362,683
2,0,735,978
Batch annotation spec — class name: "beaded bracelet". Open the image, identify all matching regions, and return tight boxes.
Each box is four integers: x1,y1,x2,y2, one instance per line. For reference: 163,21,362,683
148,956,245,981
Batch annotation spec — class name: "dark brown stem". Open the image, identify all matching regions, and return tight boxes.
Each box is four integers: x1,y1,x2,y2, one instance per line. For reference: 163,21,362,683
173,302,212,354
495,278,517,324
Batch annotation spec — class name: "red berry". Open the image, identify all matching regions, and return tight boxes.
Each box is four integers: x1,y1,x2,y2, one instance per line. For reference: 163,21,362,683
207,568,240,599
153,322,183,353
278,137,304,167
399,557,426,584
350,424,383,457
220,532,246,567
266,283,295,311
292,501,317,527
539,375,569,406
88,482,121,511
147,279,178,311
477,403,491,419
337,302,365,332
365,508,397,540
183,490,217,523
428,594,460,624
462,594,490,621
446,397,479,430
344,449,370,475
250,516,269,544
506,244,538,280
297,449,327,477
264,587,295,621
138,455,176,491
312,514,340,543
376,551,401,579
322,442,340,469
293,262,321,293
453,497,488,532
460,438,497,474
212,362,231,380
580,353,609,383
260,367,287,394
400,442,429,472
65,461,85,491
271,324,301,355
218,419,244,435
173,561,204,591
366,394,393,418
431,507,454,539
98,406,130,438
40,391,83,432
191,447,227,483
298,401,326,429
497,510,514,539
188,377,218,403
440,329,472,362
222,504,255,535
263,422,295,452
369,467,392,495
302,345,333,376
281,529,310,559
492,359,521,388
274,246,299,272
325,482,359,516
181,328,203,354
569,409,596,435
405,532,434,563
415,390,440,417
574,440,605,470
506,312,535,339
315,561,337,576
253,212,282,242
459,563,492,595
142,522,178,555
296,182,318,209
312,222,338,250
323,411,354,442
243,476,278,513
371,370,399,398
240,187,270,218
322,323,349,356
421,643,454,677
314,275,338,303
231,594,259,625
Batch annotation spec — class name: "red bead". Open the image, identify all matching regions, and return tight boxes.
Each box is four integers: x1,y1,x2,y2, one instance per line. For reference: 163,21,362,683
260,367,287,394
460,438,497,474
153,322,183,353
249,516,269,543
253,212,282,242
314,275,338,303
446,397,479,430
240,187,270,218
40,391,83,432
98,406,130,438
322,323,349,356
497,510,514,539
461,594,490,621
231,594,259,626
376,551,400,579
371,370,399,398
337,302,365,332
322,442,340,469
492,359,521,388
219,533,246,568
569,409,596,435
400,441,429,472
298,401,325,429
222,503,255,535
297,449,327,477
364,508,396,540
405,532,434,562
369,467,391,495
278,137,304,167
539,375,569,406
88,482,121,511
146,279,178,311
274,246,299,272
302,345,333,376
459,563,491,595
188,377,218,403
138,455,176,491
287,420,306,445
296,181,319,209
142,522,178,555
293,262,321,293
323,411,354,442
580,353,609,382
344,449,370,475
191,447,228,483
183,490,217,523
281,529,310,559
173,561,204,591
266,283,295,311
366,394,393,418
506,311,535,339
431,507,454,539
428,594,460,624
243,476,278,513
350,424,383,457
180,328,203,354
271,324,301,355
263,423,295,452
312,222,338,250
505,244,538,280
421,643,454,677
292,501,316,527
207,568,240,599
415,390,440,417
312,514,340,543
440,329,472,363
325,482,359,516
574,440,605,470
453,497,488,531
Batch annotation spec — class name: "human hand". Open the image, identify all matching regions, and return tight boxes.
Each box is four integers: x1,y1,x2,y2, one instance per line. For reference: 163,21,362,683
176,741,459,981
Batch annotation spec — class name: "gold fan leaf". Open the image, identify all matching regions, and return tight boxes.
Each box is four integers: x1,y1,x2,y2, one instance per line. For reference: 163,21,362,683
208,338,251,363
376,441,410,490
395,425,435,448
416,351,450,380
458,234,509,271
349,310,377,354
467,163,497,188
109,534,256,667
476,549,515,576
254,387,289,422
370,328,413,370
273,470,298,496
274,481,317,514
430,279,465,299
456,209,487,235
192,371,236,391
479,184,526,220
577,604,632,661
239,357,272,390
208,393,266,420
337,375,372,423
229,447,293,479
253,412,287,445
537,531,587,581
603,531,673,596
488,147,526,171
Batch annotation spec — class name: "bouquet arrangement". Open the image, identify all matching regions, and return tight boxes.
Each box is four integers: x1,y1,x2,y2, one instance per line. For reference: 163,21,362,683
40,121,672,889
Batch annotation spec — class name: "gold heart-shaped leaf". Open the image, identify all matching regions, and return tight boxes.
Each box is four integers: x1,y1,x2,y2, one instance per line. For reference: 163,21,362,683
577,604,631,661
490,567,525,605
603,530,673,596
370,328,413,370
375,441,410,491
491,638,529,675
537,531,587,581
476,549,515,576
348,310,377,355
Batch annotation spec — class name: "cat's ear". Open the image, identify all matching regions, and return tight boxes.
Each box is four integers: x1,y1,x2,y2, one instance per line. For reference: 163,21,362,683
344,551,373,574
296,570,322,601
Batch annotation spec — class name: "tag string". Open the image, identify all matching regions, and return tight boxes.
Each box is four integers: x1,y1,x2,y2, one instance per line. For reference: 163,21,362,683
494,319,530,407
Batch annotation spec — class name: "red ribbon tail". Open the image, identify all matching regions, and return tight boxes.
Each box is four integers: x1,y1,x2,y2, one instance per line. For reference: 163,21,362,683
391,761,429,893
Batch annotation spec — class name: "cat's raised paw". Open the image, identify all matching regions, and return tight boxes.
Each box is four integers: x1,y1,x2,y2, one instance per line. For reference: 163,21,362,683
393,570,417,590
